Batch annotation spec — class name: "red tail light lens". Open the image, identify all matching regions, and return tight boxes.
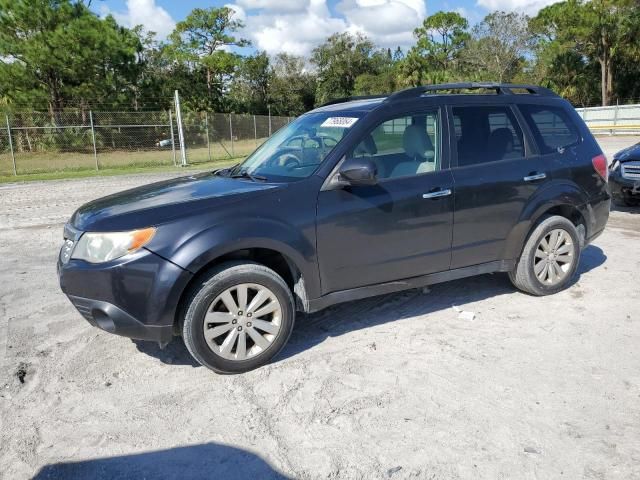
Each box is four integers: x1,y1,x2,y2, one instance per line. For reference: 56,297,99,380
592,154,608,182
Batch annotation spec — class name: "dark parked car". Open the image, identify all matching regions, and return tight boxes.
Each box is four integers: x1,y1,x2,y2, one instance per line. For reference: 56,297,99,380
58,83,610,373
609,142,640,206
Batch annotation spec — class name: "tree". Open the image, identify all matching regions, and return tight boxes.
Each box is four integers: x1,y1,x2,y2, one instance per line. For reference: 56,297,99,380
311,32,379,104
268,53,316,116
229,52,271,114
532,0,640,106
463,11,533,83
0,0,141,116
168,7,250,106
412,11,469,74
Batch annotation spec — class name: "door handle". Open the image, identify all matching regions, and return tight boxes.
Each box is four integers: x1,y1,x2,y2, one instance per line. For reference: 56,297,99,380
422,188,452,199
523,173,547,182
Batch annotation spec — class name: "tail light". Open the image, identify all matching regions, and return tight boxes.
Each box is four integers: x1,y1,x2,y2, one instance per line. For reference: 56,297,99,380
592,154,608,182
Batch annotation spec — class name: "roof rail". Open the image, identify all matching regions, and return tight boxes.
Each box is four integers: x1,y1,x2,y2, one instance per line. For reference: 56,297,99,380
320,94,387,108
385,83,557,103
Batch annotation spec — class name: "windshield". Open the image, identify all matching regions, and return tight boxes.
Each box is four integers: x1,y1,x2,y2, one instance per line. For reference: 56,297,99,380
229,112,362,181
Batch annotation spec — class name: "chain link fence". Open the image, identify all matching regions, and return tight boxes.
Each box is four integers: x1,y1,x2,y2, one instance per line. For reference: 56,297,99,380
0,110,293,176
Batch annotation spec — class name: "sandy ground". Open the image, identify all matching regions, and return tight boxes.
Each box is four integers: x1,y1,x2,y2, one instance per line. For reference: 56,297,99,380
0,137,639,480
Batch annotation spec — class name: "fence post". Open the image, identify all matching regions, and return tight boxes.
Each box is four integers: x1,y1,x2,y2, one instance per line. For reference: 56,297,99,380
229,114,235,157
5,114,16,176
89,111,98,171
613,101,619,136
253,115,257,147
174,90,188,166
205,113,211,162
268,105,272,136
168,109,177,166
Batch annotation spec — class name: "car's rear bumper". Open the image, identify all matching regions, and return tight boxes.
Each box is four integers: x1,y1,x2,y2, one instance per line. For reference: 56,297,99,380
58,247,192,342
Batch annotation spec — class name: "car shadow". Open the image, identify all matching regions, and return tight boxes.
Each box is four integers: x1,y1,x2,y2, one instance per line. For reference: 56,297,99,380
32,442,290,480
134,245,607,367
611,203,639,214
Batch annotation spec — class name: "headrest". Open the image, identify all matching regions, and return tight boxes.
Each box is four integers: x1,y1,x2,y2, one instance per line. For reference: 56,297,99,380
488,128,514,158
354,133,377,156
403,124,433,160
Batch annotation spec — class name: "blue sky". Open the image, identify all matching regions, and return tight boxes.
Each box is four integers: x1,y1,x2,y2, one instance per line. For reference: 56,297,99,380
96,0,555,56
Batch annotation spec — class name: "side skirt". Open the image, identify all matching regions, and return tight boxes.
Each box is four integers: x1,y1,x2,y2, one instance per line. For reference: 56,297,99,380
306,260,515,313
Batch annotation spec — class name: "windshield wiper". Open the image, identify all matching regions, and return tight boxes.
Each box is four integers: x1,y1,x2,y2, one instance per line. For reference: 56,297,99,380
213,164,238,177
230,169,267,182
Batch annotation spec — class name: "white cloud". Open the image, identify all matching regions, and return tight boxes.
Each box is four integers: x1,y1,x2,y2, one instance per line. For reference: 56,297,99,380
227,0,426,56
475,0,561,14
235,0,309,12
102,0,176,39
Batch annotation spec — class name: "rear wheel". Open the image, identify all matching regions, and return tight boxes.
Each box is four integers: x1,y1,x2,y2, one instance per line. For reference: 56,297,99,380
509,216,581,296
182,261,295,374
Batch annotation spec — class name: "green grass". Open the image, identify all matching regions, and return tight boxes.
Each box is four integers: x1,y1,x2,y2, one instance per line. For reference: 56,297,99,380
0,139,264,182
0,140,264,183
0,156,242,184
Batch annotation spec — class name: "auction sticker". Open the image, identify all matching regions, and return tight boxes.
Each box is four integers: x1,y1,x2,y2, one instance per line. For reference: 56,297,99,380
321,117,359,128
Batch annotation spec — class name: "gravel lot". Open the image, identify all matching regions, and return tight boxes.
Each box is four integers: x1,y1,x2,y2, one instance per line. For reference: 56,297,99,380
1,137,639,480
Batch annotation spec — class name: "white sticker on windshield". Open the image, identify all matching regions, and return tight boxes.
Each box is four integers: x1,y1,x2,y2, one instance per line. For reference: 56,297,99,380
320,117,359,128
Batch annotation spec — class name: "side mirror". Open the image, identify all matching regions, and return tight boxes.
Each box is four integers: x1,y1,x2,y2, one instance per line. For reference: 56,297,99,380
339,157,378,186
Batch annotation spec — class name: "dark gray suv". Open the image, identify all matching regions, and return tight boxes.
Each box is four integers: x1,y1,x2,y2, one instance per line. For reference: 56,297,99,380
58,83,610,373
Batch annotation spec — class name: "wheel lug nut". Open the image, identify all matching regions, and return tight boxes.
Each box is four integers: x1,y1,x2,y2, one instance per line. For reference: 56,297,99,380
247,322,252,327
246,312,252,318
237,326,243,331
231,319,237,324
238,311,243,316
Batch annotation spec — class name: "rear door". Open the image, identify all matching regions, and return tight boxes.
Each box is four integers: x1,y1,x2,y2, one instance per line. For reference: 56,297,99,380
449,103,554,268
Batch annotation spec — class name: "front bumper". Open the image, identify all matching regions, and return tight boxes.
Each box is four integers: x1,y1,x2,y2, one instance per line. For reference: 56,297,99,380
67,295,173,342
609,170,640,199
58,245,192,343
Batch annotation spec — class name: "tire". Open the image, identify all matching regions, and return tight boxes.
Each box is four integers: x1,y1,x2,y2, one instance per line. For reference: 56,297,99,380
182,261,295,374
509,215,581,296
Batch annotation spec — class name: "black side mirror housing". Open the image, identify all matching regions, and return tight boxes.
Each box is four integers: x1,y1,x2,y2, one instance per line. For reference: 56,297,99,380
339,157,378,186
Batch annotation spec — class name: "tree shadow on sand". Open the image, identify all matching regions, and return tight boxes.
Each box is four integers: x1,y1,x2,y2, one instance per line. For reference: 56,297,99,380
33,442,290,480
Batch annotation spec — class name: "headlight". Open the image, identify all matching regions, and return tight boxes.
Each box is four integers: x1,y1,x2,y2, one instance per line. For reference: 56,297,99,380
71,227,156,263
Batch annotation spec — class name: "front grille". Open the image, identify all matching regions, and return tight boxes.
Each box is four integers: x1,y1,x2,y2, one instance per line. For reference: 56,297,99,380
622,161,640,180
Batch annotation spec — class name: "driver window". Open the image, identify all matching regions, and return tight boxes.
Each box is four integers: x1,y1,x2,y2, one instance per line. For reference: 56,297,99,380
352,111,440,179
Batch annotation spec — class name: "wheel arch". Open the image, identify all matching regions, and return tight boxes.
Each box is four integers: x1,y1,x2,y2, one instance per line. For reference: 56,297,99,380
503,182,590,261
172,244,312,335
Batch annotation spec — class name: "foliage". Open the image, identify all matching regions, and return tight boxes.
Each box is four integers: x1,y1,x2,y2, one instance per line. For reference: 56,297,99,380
1,0,640,115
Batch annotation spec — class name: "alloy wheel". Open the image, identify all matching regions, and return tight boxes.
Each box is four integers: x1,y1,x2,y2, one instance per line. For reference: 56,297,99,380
533,228,575,286
203,283,282,361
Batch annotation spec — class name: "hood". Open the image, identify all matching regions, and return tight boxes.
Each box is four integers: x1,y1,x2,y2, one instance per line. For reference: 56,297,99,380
70,172,282,231
613,142,640,162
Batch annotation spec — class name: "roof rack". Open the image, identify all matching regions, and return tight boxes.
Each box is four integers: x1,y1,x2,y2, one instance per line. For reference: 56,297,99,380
320,83,558,108
385,83,558,103
320,94,387,107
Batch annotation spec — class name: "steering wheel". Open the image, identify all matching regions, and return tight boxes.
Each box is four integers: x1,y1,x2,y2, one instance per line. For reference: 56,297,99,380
266,150,301,171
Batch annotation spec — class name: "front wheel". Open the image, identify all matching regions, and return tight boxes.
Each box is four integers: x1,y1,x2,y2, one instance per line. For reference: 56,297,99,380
509,215,581,296
182,261,295,374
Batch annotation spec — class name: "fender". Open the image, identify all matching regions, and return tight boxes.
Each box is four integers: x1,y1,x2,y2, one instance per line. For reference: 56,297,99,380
502,180,590,260
163,216,321,301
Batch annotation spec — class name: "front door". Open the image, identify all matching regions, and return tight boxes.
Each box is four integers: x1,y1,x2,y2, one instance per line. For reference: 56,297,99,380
316,109,454,294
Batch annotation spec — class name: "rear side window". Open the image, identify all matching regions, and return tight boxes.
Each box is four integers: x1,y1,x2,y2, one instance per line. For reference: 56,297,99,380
452,106,525,167
518,105,580,154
